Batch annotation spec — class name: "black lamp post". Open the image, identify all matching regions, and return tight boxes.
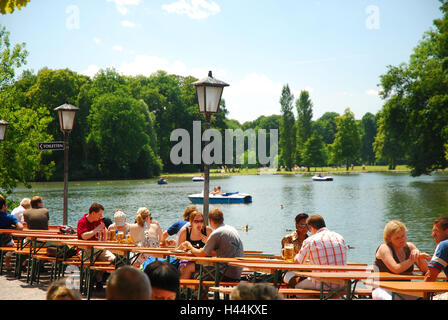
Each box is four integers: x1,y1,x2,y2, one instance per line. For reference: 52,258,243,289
192,71,229,225
0,120,9,141
54,104,79,226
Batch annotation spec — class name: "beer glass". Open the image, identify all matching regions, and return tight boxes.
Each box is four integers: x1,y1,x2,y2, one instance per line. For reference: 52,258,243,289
282,244,294,262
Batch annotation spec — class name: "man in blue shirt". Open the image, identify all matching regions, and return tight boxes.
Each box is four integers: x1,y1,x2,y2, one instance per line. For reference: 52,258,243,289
161,205,197,246
0,194,24,271
425,217,448,281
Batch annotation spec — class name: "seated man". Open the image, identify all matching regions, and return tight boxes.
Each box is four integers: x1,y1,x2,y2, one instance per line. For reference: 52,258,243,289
181,208,244,282
161,205,197,246
11,198,31,223
77,203,115,289
23,196,49,230
425,217,448,281
284,214,347,289
0,194,24,271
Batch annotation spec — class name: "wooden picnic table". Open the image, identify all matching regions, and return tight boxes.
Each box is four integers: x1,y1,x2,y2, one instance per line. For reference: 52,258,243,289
294,271,432,300
363,280,448,299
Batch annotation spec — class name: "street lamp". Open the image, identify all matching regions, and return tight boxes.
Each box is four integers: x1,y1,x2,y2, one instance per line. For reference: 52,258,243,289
54,103,79,226
0,120,9,141
192,71,229,225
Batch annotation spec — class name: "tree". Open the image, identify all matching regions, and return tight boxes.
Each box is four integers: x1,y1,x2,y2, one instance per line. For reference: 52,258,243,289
360,112,377,165
296,90,313,164
0,0,31,14
330,108,361,170
302,134,327,171
313,112,339,145
0,25,28,90
86,93,160,179
279,84,296,170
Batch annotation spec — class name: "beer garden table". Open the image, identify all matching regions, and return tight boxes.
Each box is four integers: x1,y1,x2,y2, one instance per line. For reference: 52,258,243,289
293,271,433,300
363,280,448,300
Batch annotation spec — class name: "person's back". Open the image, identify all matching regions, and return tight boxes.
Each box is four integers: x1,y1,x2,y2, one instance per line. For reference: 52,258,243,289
11,198,31,224
23,196,49,230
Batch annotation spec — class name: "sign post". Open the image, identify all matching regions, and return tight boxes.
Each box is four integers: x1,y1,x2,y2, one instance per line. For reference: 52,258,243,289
38,142,65,151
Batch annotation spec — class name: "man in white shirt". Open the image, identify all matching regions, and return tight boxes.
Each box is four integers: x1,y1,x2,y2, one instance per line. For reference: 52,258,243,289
11,198,31,223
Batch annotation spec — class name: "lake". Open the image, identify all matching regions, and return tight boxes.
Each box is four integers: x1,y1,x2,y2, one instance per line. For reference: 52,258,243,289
9,172,448,264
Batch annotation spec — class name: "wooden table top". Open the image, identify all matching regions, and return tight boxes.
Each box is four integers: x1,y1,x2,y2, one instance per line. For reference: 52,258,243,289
294,271,426,281
227,261,374,273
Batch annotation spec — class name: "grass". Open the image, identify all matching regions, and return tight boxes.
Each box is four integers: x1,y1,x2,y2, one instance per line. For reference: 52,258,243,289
162,165,414,177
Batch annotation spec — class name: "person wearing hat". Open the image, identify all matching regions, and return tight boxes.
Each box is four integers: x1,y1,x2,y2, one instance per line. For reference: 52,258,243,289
108,209,131,235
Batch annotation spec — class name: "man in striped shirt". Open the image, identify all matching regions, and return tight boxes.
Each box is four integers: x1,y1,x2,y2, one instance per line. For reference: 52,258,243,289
284,214,347,289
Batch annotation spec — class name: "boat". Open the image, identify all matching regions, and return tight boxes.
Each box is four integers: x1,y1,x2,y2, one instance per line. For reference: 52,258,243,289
192,176,204,182
157,178,168,185
188,192,252,204
312,175,333,181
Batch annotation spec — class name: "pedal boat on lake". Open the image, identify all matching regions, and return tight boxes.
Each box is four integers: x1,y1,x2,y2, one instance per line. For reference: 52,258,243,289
192,176,205,182
312,175,333,181
188,192,252,204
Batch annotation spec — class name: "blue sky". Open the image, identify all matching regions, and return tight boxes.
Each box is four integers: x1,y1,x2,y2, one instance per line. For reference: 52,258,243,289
1,0,443,123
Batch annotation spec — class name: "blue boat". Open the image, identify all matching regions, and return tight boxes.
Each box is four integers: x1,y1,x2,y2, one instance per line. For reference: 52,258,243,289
188,192,252,204
157,178,168,185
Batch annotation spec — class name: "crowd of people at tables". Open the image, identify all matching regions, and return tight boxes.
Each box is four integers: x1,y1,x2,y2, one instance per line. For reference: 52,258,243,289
1,193,448,300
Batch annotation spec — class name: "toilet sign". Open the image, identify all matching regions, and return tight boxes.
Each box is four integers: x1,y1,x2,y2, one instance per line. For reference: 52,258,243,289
38,141,65,151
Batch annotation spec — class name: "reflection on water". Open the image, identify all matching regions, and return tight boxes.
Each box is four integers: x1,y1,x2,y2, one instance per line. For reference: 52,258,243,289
9,172,448,264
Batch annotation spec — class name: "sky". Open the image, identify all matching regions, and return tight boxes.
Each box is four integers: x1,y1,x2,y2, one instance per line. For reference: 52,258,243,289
1,0,443,123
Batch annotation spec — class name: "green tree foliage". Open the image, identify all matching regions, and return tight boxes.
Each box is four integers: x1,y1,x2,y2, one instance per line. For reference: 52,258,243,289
377,0,448,175
360,112,377,165
313,112,339,145
0,0,30,15
0,25,28,90
302,134,327,171
279,84,296,170
330,108,361,170
295,90,313,163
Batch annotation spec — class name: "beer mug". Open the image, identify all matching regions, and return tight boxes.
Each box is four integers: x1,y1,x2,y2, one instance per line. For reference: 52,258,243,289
117,231,124,244
109,230,116,241
281,244,294,262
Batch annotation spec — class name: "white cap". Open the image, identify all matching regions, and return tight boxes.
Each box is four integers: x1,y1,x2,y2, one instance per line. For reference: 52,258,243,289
114,210,127,227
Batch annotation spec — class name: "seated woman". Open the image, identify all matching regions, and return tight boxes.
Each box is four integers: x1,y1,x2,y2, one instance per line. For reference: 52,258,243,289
372,219,430,300
177,210,213,278
129,207,163,268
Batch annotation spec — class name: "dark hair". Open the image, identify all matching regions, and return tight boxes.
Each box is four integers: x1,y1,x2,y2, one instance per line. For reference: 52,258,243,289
89,203,104,214
230,282,283,300
31,196,43,209
306,214,326,230
106,266,151,300
295,213,309,224
209,208,224,224
144,260,180,293
183,205,198,221
434,217,448,231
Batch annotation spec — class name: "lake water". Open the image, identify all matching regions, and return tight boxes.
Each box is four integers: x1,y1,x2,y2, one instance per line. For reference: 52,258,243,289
9,172,448,264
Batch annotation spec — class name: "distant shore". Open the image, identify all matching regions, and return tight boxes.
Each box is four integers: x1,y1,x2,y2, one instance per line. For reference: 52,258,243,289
162,165,429,178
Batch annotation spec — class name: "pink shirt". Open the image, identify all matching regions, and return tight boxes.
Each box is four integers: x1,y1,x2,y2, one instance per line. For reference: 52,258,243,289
294,227,347,289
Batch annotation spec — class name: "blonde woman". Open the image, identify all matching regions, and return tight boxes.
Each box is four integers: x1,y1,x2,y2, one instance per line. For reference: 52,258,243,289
129,207,163,267
372,220,430,300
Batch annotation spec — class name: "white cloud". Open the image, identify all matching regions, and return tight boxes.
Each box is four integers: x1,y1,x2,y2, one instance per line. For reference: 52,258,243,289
162,0,220,19
365,89,378,96
107,0,141,15
121,20,137,28
224,73,284,123
113,45,124,52
82,64,101,78
93,37,101,44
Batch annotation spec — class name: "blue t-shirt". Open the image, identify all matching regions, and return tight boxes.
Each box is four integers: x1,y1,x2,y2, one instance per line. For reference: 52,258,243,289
0,211,19,229
429,239,448,277
167,220,188,236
